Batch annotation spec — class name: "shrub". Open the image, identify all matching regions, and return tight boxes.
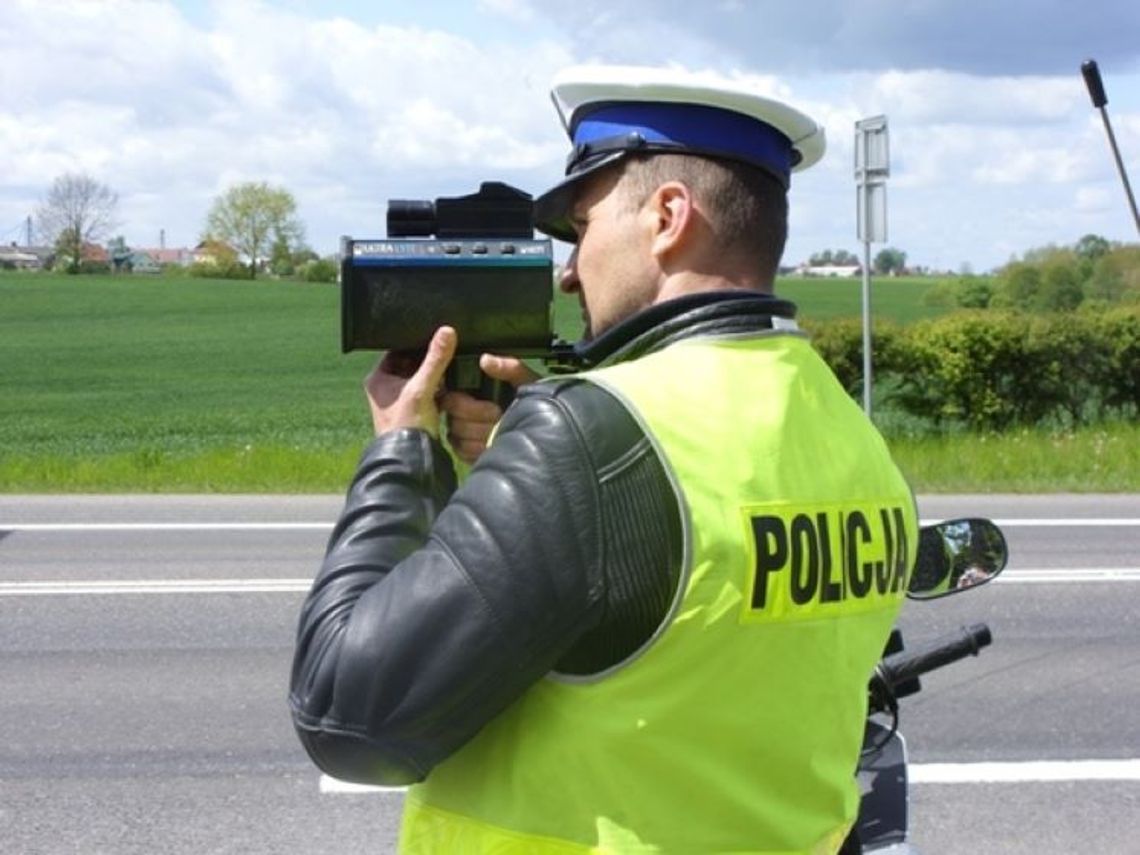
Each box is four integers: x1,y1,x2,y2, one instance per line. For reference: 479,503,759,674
803,317,864,394
956,276,993,309
1086,307,1140,416
189,261,249,280
300,258,337,283
892,311,1038,430
808,305,1140,432
920,280,958,309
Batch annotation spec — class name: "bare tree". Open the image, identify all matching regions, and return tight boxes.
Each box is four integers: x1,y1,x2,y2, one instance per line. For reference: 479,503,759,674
205,182,303,279
36,173,119,272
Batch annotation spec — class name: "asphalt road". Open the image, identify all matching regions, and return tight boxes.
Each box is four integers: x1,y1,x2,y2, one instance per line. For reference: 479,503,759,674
0,494,1137,854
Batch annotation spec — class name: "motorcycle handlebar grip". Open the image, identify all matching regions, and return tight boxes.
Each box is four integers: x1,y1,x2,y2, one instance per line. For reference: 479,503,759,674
878,623,992,689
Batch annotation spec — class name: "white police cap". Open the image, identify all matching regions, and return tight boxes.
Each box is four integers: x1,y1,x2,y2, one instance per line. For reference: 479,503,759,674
534,65,826,242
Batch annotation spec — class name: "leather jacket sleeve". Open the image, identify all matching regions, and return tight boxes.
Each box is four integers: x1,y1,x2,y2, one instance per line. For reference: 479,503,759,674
288,391,610,785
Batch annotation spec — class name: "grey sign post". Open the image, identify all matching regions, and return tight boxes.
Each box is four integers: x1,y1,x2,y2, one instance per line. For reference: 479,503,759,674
855,115,889,417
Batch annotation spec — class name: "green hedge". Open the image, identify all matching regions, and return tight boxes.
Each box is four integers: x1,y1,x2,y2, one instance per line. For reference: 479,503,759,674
803,306,1139,431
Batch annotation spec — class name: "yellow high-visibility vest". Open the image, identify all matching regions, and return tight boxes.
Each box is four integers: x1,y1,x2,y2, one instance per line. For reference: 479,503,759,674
400,331,917,854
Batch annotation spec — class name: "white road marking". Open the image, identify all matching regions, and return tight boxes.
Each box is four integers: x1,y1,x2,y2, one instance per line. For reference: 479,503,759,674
1,518,1136,532
319,759,1140,795
0,522,332,532
996,568,1140,583
910,758,1140,784
0,568,1136,596
319,776,406,795
1,515,1135,595
973,518,1139,527
0,579,311,595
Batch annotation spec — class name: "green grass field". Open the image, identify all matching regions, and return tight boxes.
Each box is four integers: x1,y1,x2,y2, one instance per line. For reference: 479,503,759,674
777,275,946,324
1,273,377,488
2,271,1134,492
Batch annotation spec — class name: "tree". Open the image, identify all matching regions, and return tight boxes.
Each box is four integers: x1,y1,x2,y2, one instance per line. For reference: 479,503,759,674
873,247,907,275
269,233,294,276
35,173,118,273
994,262,1041,309
808,249,859,266
1074,233,1111,262
1037,258,1084,312
1085,245,1140,303
205,182,303,279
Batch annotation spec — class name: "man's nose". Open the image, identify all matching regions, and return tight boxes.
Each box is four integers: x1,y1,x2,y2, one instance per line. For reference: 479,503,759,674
558,248,580,294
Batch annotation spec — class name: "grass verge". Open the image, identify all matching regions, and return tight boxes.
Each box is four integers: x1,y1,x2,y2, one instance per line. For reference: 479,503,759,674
3,423,1135,494
889,422,1139,492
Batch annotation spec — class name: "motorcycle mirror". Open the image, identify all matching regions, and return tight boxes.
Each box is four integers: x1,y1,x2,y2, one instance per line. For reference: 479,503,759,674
908,518,1008,600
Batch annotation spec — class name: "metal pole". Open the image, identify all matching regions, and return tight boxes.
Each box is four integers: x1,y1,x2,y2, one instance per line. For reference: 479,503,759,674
861,239,872,416
854,114,888,420
1095,107,1140,237
1082,59,1140,237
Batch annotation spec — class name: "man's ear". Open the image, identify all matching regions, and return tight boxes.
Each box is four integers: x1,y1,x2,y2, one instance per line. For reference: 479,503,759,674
646,181,694,260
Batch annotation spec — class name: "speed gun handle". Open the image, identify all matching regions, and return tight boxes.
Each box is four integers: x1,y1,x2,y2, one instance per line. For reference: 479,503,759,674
878,623,992,691
446,355,515,410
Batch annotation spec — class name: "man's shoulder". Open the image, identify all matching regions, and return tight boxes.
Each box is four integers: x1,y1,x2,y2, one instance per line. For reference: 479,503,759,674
515,373,616,411
501,377,648,470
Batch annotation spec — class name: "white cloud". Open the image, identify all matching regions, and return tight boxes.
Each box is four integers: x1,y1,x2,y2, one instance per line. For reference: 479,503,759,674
369,99,562,169
1075,185,1113,214
477,0,536,22
0,0,574,249
867,71,1081,125
1,0,1138,270
970,132,1089,186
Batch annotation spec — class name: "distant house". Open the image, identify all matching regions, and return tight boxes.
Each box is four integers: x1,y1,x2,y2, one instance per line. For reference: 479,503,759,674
0,243,50,270
796,263,862,278
81,243,109,264
129,251,162,274
135,247,194,267
192,240,238,266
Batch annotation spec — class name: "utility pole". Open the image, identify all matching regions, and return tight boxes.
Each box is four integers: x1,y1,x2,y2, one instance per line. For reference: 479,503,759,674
854,115,890,418
26,215,32,247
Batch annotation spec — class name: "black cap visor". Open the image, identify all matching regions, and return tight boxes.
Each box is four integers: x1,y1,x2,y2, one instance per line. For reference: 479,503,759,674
533,150,628,243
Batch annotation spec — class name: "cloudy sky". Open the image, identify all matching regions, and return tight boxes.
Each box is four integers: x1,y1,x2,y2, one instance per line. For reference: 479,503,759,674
3,0,1139,272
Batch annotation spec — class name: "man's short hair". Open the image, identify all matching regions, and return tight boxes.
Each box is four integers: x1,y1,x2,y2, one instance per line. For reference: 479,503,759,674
618,154,789,286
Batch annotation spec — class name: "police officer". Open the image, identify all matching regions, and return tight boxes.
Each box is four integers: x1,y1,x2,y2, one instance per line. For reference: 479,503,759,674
290,65,919,854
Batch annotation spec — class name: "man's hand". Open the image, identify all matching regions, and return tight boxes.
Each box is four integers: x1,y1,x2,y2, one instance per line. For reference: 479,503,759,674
441,354,539,465
365,326,457,438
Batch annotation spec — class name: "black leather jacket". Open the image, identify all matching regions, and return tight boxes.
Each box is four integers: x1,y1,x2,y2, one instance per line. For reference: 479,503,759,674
288,291,797,785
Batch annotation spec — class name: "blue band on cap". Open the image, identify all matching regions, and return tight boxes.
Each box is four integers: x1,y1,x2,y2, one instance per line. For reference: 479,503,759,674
572,102,794,181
